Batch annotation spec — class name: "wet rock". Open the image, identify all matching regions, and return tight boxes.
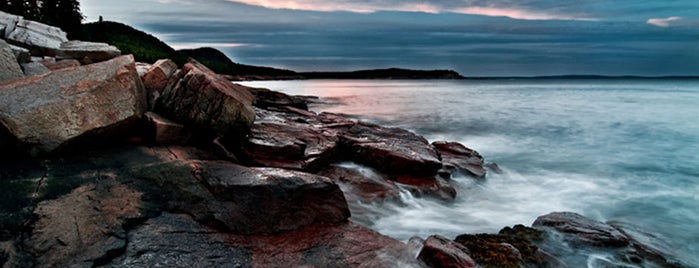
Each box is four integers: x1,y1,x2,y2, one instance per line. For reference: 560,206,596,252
341,122,442,175
141,59,178,109
19,61,49,76
317,164,402,203
392,174,457,200
55,40,121,63
432,141,486,178
532,212,629,247
0,55,146,156
243,120,339,172
0,39,23,82
455,225,545,268
108,213,252,268
155,59,255,140
131,160,350,234
2,12,68,55
246,86,310,110
418,235,477,268
144,112,192,145
226,221,421,268
24,179,146,267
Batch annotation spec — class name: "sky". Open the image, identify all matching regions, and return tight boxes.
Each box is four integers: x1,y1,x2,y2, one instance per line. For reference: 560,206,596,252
80,0,699,76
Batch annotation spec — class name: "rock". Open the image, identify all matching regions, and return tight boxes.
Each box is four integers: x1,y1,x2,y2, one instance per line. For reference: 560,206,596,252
142,59,178,109
155,59,255,140
392,175,457,200
41,59,80,71
243,119,339,172
0,10,21,39
9,44,30,63
418,235,477,268
432,141,486,178
19,61,50,76
135,62,152,77
108,213,253,267
0,39,24,82
340,122,442,175
55,40,121,63
144,112,193,145
317,164,402,203
3,13,68,55
0,55,147,156
24,180,147,267
532,212,630,247
131,160,350,234
246,86,310,110
454,225,546,268
0,240,33,268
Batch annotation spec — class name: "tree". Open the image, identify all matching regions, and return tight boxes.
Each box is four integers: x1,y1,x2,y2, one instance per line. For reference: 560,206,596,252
40,0,83,38
0,0,40,19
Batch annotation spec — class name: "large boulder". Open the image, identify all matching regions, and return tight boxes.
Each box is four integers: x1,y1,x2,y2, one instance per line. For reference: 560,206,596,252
155,59,255,139
131,160,350,234
0,39,23,82
55,40,121,63
0,55,146,156
1,11,68,55
340,122,442,175
432,141,486,178
418,235,478,268
141,59,178,109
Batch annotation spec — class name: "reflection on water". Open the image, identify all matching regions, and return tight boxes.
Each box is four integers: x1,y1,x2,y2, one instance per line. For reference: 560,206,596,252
241,79,699,266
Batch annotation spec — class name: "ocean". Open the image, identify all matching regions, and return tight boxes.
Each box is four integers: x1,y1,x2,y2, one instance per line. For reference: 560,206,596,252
241,79,699,266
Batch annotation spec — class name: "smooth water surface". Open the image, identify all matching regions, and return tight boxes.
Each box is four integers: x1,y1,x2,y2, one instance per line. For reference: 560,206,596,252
241,79,699,266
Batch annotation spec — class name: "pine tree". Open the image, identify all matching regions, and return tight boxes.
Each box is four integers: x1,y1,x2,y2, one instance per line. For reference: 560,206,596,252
39,0,83,38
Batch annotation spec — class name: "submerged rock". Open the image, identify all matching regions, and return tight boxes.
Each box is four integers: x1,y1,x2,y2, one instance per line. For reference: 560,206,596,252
0,55,146,156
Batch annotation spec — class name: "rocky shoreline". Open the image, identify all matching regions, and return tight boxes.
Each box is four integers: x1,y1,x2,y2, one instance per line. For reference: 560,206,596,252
0,11,687,268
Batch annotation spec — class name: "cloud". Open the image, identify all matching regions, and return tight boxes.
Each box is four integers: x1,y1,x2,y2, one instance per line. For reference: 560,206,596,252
226,0,594,20
646,16,682,27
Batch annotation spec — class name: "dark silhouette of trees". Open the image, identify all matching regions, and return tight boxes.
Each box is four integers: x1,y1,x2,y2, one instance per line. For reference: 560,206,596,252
1,0,83,38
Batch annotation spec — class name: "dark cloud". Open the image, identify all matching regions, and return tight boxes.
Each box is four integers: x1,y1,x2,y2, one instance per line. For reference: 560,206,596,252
81,0,699,76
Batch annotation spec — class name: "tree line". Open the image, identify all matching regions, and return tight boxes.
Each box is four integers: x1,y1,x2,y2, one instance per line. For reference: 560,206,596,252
0,0,83,38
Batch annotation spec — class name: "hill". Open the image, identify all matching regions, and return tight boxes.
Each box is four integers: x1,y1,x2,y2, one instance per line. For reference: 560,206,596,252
80,21,464,80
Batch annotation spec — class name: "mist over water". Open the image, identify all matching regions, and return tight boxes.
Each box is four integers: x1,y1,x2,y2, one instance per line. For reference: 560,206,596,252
241,79,699,265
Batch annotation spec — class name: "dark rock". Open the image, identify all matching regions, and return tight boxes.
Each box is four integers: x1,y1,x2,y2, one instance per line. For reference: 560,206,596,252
532,212,629,247
130,160,350,234
0,240,34,268
0,55,147,156
392,174,457,200
155,59,255,140
55,40,121,63
108,213,253,268
246,85,310,110
24,179,147,267
317,164,402,203
144,112,193,145
0,39,23,81
455,225,545,268
225,221,421,267
141,59,178,109
432,141,486,178
485,162,503,174
341,122,442,175
418,235,477,268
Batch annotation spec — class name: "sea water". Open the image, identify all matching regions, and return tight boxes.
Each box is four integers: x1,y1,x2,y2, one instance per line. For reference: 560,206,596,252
241,79,699,266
